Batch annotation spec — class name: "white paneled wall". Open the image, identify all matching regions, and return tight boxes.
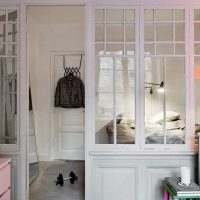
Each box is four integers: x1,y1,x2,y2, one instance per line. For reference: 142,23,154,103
95,166,137,200
91,154,195,200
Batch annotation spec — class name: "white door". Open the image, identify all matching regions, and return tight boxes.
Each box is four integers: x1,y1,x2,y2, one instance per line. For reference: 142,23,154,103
52,52,85,160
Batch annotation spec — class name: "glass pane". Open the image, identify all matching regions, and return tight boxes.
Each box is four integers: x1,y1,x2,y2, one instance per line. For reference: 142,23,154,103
125,10,134,21
7,44,17,56
195,56,200,144
7,23,17,42
156,43,173,55
145,57,164,144
116,57,135,144
0,80,2,92
145,44,154,55
2,80,11,93
0,10,6,22
7,57,16,77
95,44,104,55
175,44,185,55
125,44,135,55
127,56,135,71
95,24,104,42
0,24,6,42
144,9,153,21
8,10,17,22
195,56,200,68
175,9,185,21
95,9,104,21
155,9,173,21
144,23,154,41
175,23,185,41
194,9,200,21
106,24,123,42
95,93,114,144
0,94,17,144
194,23,200,41
156,23,173,41
165,57,185,144
125,24,135,42
0,35,3,43
0,57,17,144
106,44,123,54
106,9,123,21
95,57,114,144
195,44,200,55
0,44,6,56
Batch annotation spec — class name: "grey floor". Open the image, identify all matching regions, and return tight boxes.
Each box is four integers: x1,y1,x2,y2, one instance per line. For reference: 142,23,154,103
29,160,85,200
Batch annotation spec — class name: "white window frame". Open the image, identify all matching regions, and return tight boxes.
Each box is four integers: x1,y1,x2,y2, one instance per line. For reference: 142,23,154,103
94,5,140,152
94,5,195,153
141,5,191,152
0,5,20,153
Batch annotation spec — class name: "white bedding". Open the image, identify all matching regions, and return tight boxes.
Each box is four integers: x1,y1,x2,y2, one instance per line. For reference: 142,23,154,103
105,111,186,144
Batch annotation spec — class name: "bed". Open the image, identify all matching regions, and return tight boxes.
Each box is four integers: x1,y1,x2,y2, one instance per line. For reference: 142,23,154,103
96,111,192,144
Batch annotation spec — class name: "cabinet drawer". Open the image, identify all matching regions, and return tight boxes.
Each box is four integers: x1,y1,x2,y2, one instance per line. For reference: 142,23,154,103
0,164,10,196
0,189,10,200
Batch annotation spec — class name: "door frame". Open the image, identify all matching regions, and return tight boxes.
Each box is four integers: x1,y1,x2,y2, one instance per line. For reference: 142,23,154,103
25,3,89,200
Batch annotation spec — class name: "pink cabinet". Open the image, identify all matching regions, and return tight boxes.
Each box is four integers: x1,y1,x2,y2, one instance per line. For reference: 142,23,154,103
0,159,11,200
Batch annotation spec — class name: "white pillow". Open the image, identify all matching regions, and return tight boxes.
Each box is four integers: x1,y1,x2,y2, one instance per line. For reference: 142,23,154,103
148,111,180,124
165,120,185,130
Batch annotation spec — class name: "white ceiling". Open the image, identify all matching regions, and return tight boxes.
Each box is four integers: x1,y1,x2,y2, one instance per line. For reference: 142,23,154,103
28,6,85,24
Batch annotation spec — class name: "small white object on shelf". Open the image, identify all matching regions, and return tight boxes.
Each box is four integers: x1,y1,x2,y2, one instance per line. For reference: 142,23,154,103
181,166,190,186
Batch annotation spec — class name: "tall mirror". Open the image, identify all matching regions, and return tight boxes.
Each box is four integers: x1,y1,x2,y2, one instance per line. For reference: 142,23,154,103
29,87,39,184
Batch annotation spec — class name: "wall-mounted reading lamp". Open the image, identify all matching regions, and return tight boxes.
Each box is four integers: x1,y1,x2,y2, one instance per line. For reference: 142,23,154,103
145,81,164,95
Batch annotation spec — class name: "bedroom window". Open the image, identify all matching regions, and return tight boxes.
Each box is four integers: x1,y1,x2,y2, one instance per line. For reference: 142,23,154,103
0,9,18,144
95,8,137,144
144,9,186,145
94,7,190,149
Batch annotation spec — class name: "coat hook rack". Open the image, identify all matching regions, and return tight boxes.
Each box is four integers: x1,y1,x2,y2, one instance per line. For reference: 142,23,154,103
62,52,84,78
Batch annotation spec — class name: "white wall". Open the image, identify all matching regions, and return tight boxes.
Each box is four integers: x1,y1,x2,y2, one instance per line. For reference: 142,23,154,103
28,6,85,161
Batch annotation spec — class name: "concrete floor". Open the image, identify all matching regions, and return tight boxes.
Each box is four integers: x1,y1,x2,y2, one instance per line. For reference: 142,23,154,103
29,160,85,200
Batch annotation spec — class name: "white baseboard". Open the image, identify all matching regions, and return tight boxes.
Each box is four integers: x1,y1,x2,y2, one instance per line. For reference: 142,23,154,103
38,152,85,161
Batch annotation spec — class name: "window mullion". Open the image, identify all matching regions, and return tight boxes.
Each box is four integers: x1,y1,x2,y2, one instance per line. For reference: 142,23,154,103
173,9,176,55
186,6,194,147
104,9,106,53
123,8,125,55
153,9,156,55
2,59,6,142
139,6,145,149
163,56,167,145
113,56,117,145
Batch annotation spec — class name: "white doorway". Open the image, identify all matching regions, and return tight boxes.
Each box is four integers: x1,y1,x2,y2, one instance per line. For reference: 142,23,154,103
27,5,86,200
28,6,85,161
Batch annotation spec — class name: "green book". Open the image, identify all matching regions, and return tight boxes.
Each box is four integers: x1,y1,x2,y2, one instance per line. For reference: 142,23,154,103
165,177,200,196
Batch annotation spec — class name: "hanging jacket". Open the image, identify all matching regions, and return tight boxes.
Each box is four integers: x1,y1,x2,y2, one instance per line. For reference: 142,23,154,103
55,75,85,108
